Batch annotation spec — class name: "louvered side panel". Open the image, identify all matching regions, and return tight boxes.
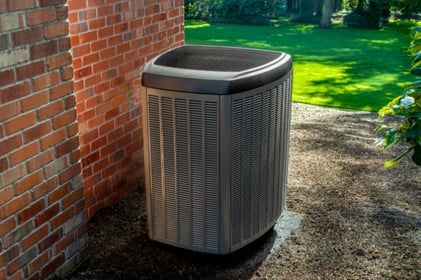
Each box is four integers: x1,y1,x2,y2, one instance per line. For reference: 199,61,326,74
146,91,220,253
230,74,292,248
147,95,165,239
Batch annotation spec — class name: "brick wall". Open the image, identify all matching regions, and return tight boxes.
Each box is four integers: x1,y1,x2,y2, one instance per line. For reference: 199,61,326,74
68,0,184,218
0,0,87,279
1,0,184,277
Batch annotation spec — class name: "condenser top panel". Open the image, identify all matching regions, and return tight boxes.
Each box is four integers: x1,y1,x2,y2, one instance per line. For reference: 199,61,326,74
142,45,292,95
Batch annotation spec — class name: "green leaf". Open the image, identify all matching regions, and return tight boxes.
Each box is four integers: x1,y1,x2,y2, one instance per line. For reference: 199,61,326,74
405,127,421,138
373,124,389,133
384,146,414,168
411,144,421,166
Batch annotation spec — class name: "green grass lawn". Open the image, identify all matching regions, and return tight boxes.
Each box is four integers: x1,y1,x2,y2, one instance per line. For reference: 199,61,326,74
185,19,418,111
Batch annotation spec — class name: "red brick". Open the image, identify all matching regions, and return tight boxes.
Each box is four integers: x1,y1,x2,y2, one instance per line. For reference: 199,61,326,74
0,82,31,103
89,18,105,30
31,177,57,200
64,95,76,110
50,207,74,230
0,186,13,205
10,141,39,165
0,268,5,280
62,188,83,209
0,101,19,122
0,193,30,219
25,251,50,278
32,71,60,91
30,40,58,59
27,8,55,26
49,81,73,100
40,0,66,6
39,228,62,252
79,30,97,44
61,66,73,80
12,27,42,46
5,111,36,135
16,61,45,81
8,0,38,11
82,52,99,66
20,90,49,111
67,0,87,10
0,69,15,86
55,6,68,21
84,74,101,87
15,170,44,195
40,128,66,150
59,164,81,184
8,270,24,280
41,253,65,278
55,136,79,157
47,52,72,70
35,203,60,226
0,157,7,173
18,198,45,223
97,26,113,38
23,121,51,144
58,37,71,51
44,22,69,39
53,110,76,130
0,217,16,237
75,66,92,79
26,150,54,172
22,225,49,251
37,100,65,120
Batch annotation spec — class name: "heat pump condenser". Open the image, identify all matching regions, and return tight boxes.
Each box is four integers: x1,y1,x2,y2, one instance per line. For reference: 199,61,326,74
141,45,293,254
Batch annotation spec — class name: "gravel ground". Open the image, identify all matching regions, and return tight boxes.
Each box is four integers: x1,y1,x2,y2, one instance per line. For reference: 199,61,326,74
68,103,421,280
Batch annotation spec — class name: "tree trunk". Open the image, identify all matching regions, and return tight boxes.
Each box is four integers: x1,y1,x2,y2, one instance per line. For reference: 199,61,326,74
319,0,335,28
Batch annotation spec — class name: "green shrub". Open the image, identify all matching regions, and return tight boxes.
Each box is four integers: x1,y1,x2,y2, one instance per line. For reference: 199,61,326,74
375,26,421,167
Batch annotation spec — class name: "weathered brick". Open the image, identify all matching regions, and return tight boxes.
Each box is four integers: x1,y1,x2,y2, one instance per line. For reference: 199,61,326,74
0,101,19,123
0,48,29,68
0,157,8,173
16,60,45,81
27,8,55,26
44,22,69,39
12,27,42,46
0,186,13,205
8,247,37,274
8,0,38,11
56,136,79,157
35,203,60,227
26,150,54,172
0,163,26,187
0,34,8,51
47,52,72,70
0,13,24,32
30,179,55,202
44,156,66,178
55,6,68,21
0,134,22,155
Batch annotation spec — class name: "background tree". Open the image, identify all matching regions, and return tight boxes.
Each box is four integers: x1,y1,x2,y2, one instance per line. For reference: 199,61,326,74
319,0,336,28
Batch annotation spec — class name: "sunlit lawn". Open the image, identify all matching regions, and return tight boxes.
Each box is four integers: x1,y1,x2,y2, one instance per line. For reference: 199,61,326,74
185,19,417,111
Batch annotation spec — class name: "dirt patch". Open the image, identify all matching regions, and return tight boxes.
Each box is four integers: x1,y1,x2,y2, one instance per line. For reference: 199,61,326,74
68,104,420,280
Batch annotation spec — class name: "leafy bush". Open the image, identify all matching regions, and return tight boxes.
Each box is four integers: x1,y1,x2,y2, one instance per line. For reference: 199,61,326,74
375,26,421,167
185,0,283,25
344,0,390,29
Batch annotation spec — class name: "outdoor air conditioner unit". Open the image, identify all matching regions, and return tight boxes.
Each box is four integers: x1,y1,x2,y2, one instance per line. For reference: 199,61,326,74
141,45,293,254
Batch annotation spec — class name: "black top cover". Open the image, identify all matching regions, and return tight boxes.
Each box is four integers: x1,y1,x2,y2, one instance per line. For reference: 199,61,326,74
142,45,292,95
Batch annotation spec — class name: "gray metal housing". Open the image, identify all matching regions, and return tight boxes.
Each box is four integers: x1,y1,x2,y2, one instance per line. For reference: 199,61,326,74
141,46,293,254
